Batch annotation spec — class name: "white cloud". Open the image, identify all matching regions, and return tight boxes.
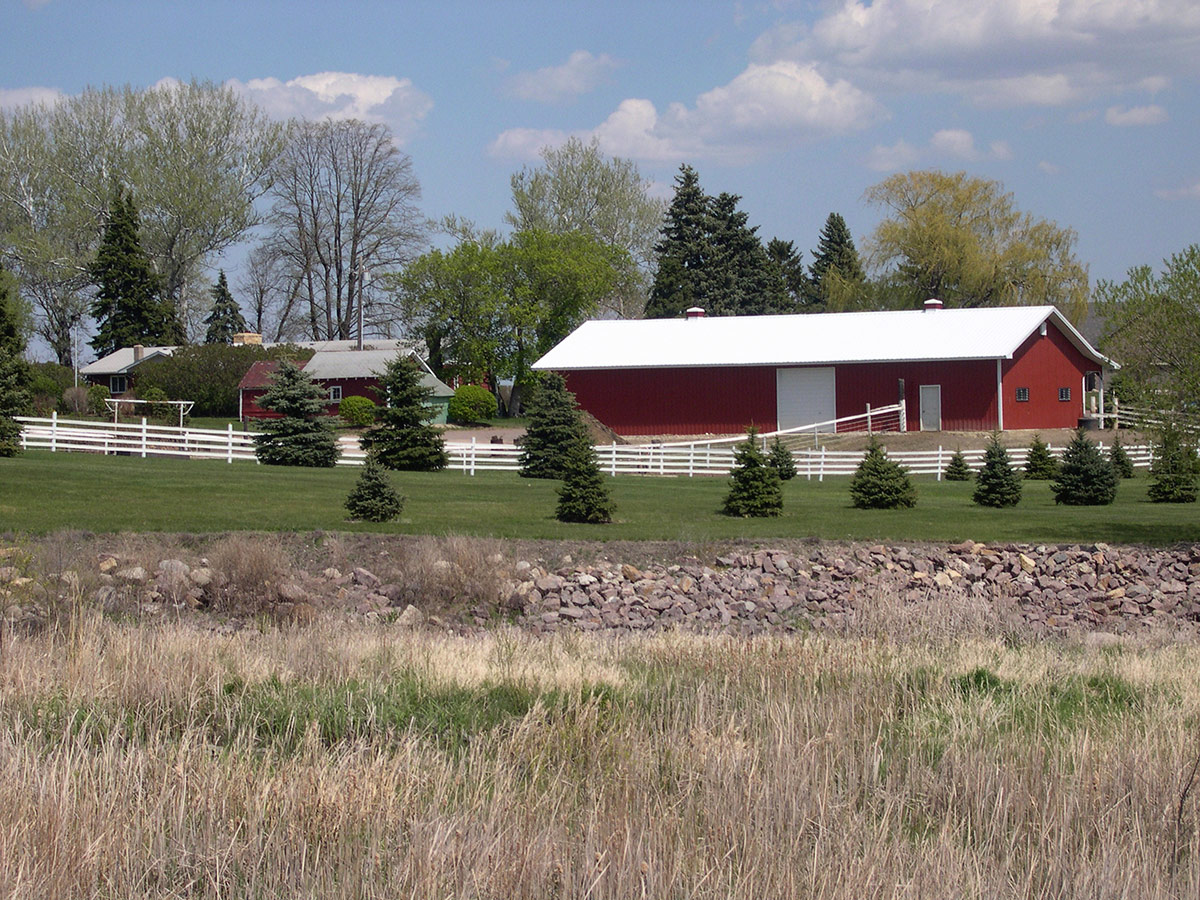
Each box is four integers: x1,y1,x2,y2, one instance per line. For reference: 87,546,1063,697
929,128,976,158
1038,160,1062,175
1154,180,1200,199
491,60,882,163
228,72,433,144
506,51,618,104
752,0,1200,108
865,138,919,171
1105,104,1168,126
0,86,63,110
867,127,1011,171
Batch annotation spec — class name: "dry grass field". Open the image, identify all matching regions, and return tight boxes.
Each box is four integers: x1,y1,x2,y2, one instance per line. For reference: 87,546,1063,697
3,599,1200,899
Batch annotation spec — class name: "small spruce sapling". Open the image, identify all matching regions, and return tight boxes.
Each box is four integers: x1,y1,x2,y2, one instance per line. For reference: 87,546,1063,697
1108,434,1135,479
767,436,797,481
1024,434,1059,480
253,360,340,467
345,455,406,522
555,440,615,523
850,436,917,509
361,354,448,471
723,428,783,517
520,373,590,480
972,433,1022,507
1050,428,1117,506
1147,424,1198,503
943,448,972,481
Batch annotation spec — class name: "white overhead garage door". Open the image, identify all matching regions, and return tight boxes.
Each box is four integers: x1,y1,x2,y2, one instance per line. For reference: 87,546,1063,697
776,367,836,432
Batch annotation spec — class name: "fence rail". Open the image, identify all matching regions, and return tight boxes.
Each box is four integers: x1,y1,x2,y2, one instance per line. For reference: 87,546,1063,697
17,415,1156,479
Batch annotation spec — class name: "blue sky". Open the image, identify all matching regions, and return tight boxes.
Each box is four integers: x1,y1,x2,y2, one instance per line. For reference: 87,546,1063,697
4,0,1200,293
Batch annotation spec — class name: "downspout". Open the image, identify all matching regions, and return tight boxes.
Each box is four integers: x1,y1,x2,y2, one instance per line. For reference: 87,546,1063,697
996,359,1004,430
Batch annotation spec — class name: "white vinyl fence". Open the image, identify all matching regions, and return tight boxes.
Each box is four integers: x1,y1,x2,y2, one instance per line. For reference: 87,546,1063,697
17,414,1155,479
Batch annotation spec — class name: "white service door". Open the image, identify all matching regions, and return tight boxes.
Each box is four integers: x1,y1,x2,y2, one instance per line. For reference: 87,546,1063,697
776,367,836,432
919,384,942,431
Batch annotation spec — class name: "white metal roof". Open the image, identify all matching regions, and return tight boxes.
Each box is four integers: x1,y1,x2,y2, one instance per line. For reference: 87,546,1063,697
533,306,1112,371
301,348,453,396
80,346,176,376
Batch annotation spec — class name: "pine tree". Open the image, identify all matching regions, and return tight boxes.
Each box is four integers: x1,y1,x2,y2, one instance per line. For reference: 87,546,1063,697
0,267,31,457
943,447,973,481
767,436,797,481
646,165,712,319
1147,424,1198,503
807,212,865,311
766,238,809,312
89,189,181,358
253,360,341,467
1024,434,1059,480
555,440,615,523
706,192,790,315
345,454,406,522
1051,428,1117,506
361,354,448,471
972,433,1022,507
1109,434,1135,479
723,428,783,517
519,373,591,479
850,436,917,509
204,271,247,344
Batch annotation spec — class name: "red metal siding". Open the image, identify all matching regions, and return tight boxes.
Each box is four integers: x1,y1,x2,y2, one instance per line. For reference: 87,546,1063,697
563,367,777,435
1001,322,1095,430
835,360,999,432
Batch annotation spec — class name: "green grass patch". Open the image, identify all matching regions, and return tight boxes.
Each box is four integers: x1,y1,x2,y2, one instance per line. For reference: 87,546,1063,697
2,449,1198,543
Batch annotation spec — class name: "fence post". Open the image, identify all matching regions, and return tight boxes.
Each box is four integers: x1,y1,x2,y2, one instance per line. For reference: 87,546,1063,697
819,446,826,482
806,450,812,480
610,441,617,477
470,437,476,476
227,423,234,463
140,417,147,458
688,443,695,478
937,445,943,481
866,403,872,434
899,398,907,432
50,410,57,453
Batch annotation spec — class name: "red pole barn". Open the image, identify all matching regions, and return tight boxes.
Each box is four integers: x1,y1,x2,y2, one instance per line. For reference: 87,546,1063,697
532,304,1114,436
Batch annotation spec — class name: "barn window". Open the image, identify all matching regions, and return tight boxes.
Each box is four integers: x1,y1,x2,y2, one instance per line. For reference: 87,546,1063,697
1015,387,1029,402
1058,387,1071,402
328,385,342,402
110,375,127,395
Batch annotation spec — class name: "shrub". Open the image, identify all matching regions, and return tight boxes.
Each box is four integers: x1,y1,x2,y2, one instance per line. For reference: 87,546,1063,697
60,385,90,415
555,441,615,524
339,395,377,428
346,455,406,522
253,360,340,468
1147,424,1198,503
943,448,973,481
1109,435,1135,479
1024,435,1059,480
766,436,797,481
972,433,1022,507
723,428,783,517
519,373,590,480
139,385,169,419
28,362,71,414
850,436,916,509
1051,428,1117,506
86,384,111,417
360,355,448,471
448,384,498,424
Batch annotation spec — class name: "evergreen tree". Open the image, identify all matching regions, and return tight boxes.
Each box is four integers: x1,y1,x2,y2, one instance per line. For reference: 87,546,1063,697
1109,434,1135,479
519,372,591,479
972,433,1023,507
1024,434,1059,480
850,436,917,509
766,238,809,311
1147,424,1198,503
361,354,448,471
203,270,247,344
706,192,790,315
646,165,712,319
943,447,973,481
0,267,31,457
89,189,181,358
723,428,783,517
767,436,797,481
555,440,615,523
253,359,341,467
345,454,406,522
1051,428,1117,506
807,213,865,311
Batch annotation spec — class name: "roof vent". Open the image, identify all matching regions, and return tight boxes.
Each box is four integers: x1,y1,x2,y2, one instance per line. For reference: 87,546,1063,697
923,298,943,312
685,307,706,320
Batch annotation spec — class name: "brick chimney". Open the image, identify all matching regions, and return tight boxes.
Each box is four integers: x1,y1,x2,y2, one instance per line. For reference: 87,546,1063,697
133,344,144,361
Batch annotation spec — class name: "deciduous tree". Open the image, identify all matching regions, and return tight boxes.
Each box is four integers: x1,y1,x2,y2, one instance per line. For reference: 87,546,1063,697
864,170,1088,320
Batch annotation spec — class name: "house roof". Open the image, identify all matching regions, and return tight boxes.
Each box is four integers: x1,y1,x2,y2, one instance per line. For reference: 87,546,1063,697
79,346,176,376
238,360,281,391
237,351,454,397
533,306,1114,372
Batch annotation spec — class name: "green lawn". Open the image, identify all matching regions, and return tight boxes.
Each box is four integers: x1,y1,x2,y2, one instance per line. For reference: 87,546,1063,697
1,449,1196,544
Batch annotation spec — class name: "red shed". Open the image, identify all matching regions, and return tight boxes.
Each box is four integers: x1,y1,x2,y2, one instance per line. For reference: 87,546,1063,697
532,304,1114,436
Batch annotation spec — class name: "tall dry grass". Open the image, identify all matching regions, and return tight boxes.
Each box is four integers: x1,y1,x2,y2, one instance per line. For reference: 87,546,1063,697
2,611,1200,898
